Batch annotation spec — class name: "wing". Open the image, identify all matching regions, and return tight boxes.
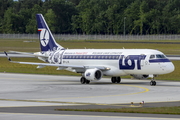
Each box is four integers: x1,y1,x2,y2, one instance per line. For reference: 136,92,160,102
8,51,48,58
4,51,110,73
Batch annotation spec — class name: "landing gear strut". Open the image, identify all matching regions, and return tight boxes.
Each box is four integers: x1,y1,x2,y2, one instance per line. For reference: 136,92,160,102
80,77,90,84
111,77,121,83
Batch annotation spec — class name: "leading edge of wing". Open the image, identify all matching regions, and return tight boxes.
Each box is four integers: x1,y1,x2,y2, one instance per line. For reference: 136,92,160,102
11,61,84,69
10,61,110,71
8,51,48,58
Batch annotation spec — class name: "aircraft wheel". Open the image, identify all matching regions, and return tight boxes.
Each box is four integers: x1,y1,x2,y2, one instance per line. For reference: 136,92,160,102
86,80,90,84
111,77,116,83
150,80,156,86
80,77,86,84
153,81,156,86
150,81,153,86
116,77,121,83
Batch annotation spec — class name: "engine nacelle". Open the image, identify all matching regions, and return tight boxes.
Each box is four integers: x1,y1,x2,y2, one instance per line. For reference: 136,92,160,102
131,74,149,79
84,68,102,81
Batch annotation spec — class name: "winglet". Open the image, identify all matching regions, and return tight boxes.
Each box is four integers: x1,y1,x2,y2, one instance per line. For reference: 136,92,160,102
4,51,12,61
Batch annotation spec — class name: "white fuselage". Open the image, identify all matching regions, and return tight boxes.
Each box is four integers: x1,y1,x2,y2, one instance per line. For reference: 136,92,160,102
44,49,174,77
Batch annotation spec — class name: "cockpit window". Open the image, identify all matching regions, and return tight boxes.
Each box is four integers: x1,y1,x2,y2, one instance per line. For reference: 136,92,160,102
150,55,155,59
156,54,166,58
150,54,166,59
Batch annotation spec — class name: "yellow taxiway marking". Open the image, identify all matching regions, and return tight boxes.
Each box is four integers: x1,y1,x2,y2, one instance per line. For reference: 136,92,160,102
36,84,149,100
0,84,149,107
1,76,150,99
0,98,139,107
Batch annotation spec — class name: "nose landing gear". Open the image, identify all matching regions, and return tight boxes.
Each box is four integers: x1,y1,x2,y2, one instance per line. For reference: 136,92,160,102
149,75,157,86
150,80,156,86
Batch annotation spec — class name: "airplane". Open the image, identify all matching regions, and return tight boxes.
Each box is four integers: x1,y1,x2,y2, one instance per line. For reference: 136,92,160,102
4,14,175,86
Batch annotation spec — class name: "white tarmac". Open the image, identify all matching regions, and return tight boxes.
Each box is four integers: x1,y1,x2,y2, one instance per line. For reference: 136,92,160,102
0,73,180,120
0,73,180,105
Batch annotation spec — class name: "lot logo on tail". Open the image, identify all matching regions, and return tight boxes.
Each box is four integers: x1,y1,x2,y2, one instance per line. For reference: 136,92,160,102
38,29,49,47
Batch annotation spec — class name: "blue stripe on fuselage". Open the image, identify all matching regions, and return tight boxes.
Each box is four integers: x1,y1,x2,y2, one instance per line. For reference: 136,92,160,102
149,59,170,63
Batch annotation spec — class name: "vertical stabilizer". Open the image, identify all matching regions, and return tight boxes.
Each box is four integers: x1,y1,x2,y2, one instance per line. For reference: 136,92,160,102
36,14,64,52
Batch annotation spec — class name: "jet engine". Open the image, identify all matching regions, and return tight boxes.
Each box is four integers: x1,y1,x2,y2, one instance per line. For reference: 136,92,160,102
131,74,149,79
84,68,102,81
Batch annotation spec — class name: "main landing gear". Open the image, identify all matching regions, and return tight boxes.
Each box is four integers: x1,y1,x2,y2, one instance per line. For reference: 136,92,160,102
80,77,90,84
111,77,121,83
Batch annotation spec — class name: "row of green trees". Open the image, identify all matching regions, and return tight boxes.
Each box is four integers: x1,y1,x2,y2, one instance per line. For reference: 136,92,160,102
1,0,180,34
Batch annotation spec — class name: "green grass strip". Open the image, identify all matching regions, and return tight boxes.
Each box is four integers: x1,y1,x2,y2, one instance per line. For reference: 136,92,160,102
55,106,180,115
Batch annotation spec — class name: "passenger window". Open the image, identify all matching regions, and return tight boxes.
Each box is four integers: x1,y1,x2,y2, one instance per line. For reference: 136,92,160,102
150,55,155,59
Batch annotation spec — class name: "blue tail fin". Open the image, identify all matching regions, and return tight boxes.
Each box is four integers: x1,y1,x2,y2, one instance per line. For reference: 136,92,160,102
36,14,64,52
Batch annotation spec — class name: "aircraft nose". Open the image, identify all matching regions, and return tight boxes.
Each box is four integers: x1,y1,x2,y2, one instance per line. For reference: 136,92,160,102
166,62,175,73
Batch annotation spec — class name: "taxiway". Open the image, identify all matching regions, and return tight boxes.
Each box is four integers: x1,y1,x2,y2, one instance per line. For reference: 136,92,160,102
0,73,180,120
